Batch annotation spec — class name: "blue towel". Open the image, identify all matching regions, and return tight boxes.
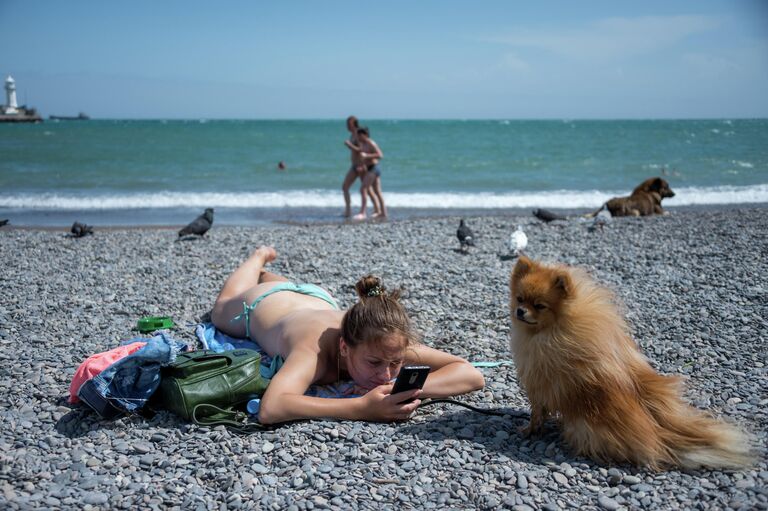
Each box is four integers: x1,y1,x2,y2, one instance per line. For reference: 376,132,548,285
195,322,260,353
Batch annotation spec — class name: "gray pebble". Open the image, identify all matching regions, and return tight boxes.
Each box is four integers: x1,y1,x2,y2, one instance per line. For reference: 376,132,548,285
133,442,153,454
83,493,109,505
623,475,641,485
598,495,620,510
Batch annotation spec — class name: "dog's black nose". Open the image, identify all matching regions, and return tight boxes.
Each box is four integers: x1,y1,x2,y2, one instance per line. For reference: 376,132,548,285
516,307,526,319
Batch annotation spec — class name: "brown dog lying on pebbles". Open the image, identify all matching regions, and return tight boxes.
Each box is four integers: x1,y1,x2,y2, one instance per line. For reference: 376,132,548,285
588,177,675,217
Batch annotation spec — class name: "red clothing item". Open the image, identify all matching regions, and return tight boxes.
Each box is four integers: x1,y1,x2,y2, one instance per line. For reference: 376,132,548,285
69,342,147,403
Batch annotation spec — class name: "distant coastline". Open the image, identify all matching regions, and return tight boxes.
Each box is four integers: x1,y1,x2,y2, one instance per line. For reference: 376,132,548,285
31,116,768,122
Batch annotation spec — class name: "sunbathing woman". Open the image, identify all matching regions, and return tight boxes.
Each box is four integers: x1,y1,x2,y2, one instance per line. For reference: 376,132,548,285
211,246,485,425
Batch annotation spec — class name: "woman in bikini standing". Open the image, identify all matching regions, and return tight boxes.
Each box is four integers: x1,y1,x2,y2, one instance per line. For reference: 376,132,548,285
210,246,485,424
341,116,381,218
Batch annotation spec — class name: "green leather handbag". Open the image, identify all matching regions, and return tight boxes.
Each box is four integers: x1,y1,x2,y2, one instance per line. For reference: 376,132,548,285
155,349,270,427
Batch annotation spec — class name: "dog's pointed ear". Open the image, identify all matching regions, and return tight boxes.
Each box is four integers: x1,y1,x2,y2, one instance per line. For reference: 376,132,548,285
512,256,532,282
651,177,663,191
553,270,573,297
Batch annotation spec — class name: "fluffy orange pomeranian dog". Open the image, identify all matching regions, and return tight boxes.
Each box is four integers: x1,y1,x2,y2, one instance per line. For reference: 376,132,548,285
509,256,751,470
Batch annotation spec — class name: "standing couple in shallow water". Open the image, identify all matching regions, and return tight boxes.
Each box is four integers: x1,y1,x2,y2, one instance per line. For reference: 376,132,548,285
341,116,388,220
211,246,484,424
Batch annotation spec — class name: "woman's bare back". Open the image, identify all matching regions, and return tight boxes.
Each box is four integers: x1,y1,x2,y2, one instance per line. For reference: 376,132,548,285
216,279,344,365
251,298,344,359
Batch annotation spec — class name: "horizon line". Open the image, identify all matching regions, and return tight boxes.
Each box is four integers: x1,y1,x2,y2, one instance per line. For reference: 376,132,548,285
37,116,768,122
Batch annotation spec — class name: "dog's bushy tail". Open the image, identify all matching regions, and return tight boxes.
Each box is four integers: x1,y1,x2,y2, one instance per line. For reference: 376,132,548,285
583,203,606,219
639,370,752,470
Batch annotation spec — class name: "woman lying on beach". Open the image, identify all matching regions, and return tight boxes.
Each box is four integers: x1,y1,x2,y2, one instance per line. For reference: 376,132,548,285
211,246,485,424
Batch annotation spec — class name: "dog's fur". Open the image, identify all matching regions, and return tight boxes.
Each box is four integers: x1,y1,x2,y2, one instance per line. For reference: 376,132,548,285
509,256,751,470
589,177,675,217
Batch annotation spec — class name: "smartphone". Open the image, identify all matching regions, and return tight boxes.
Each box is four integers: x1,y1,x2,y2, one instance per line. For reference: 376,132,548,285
391,365,430,404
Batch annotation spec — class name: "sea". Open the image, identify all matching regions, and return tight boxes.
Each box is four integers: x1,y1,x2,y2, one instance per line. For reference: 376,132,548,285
1,119,767,226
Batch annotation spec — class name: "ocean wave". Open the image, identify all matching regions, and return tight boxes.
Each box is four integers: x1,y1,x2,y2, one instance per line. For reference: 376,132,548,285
1,185,767,210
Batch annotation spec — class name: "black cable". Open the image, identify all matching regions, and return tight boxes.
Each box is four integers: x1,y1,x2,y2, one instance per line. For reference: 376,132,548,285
417,398,530,418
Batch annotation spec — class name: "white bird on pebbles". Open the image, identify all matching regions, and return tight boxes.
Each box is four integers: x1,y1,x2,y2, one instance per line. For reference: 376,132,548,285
588,209,611,233
509,225,528,256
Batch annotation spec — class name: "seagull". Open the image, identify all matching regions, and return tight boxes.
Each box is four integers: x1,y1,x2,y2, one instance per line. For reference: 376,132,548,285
178,208,214,238
509,225,528,256
70,221,94,237
532,208,567,223
588,209,610,233
456,219,475,252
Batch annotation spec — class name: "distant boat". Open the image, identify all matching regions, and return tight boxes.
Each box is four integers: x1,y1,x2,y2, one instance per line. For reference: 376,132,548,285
49,112,90,121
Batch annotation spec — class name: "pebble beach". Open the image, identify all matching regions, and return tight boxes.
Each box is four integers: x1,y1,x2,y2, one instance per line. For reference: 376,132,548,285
1,206,766,510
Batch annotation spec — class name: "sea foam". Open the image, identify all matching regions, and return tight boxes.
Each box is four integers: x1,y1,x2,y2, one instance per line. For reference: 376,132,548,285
1,184,767,210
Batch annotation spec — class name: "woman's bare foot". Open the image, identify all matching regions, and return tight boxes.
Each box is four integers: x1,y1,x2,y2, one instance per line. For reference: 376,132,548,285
251,246,277,264
353,213,367,221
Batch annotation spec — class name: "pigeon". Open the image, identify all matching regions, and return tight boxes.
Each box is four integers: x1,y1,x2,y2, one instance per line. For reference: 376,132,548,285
456,219,475,252
509,225,528,256
70,221,94,237
0,219,8,227
178,208,214,238
533,208,567,223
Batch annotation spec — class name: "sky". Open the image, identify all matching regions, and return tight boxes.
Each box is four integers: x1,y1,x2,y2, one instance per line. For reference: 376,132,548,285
1,0,767,119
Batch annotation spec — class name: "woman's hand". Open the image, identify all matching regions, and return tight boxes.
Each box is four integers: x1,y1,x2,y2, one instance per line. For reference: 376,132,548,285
358,383,421,421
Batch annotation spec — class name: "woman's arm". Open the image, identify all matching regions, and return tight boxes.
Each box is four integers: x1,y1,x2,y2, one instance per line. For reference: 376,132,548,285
258,346,421,424
404,344,485,399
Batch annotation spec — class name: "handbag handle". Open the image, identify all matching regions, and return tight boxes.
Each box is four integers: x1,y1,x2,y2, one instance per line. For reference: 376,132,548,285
192,403,265,433
179,352,234,364
168,352,232,377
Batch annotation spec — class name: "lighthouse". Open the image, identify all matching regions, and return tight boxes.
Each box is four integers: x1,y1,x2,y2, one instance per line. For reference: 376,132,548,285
0,75,41,122
4,76,19,115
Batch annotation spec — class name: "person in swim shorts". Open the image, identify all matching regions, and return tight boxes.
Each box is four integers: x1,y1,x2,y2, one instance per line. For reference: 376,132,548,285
210,246,484,424
351,126,387,220
341,116,381,218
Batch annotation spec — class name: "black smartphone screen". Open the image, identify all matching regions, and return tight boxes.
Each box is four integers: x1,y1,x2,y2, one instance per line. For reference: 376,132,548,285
391,366,430,402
